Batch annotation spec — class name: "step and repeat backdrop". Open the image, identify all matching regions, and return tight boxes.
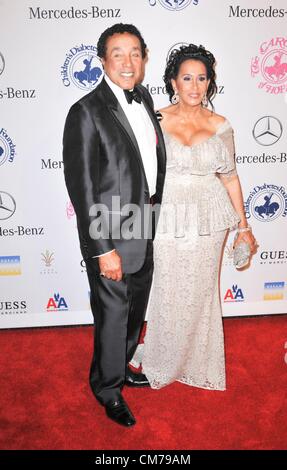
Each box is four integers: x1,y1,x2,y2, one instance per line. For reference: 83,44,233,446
1,0,287,328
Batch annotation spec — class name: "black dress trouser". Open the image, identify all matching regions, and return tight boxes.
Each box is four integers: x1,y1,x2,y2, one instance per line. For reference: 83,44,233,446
86,240,153,405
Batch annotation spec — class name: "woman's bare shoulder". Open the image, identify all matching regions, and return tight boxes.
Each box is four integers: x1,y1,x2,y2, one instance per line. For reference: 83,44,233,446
207,111,227,130
207,111,226,123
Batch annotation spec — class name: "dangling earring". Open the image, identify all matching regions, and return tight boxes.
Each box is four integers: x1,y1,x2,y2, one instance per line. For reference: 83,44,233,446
202,93,208,107
171,92,179,105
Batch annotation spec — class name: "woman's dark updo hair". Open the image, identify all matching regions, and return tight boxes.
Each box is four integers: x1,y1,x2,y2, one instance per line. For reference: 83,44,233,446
164,44,217,110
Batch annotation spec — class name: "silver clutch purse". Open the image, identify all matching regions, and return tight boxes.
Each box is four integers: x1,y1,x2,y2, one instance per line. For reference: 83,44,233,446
233,240,251,269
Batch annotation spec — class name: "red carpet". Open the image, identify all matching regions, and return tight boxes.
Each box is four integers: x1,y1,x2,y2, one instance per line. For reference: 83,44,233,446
0,316,286,450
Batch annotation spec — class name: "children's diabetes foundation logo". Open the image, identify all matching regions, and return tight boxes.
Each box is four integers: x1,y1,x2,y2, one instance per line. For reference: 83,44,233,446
61,45,103,90
251,37,287,94
245,183,287,222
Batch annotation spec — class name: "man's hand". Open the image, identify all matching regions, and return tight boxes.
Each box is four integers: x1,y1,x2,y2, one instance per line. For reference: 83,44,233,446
99,250,123,281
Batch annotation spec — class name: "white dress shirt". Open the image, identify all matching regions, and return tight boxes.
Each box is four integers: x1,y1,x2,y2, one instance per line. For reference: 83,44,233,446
95,75,158,258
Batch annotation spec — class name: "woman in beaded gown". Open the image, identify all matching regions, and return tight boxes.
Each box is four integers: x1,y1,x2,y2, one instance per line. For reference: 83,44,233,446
138,45,257,391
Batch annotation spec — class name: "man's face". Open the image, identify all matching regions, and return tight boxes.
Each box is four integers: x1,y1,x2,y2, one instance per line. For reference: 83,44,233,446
102,33,145,89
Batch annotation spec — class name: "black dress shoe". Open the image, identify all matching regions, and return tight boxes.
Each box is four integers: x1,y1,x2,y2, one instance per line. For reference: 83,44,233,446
125,367,150,388
105,396,136,427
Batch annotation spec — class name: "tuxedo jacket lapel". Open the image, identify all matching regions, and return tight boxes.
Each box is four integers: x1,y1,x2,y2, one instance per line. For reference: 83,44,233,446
109,103,142,159
139,88,166,199
99,80,143,168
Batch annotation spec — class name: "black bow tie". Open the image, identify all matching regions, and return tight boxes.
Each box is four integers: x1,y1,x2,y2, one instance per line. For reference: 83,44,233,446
124,88,142,104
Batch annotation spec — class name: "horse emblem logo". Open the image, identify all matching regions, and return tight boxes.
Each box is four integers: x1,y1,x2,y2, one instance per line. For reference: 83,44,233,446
72,54,102,90
254,193,280,220
251,37,287,94
61,45,103,91
262,51,287,84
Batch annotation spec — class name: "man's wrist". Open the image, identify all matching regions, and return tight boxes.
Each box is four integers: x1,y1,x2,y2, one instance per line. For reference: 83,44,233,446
93,249,115,258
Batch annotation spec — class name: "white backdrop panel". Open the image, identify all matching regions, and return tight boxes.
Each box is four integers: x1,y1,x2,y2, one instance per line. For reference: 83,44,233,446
0,0,286,328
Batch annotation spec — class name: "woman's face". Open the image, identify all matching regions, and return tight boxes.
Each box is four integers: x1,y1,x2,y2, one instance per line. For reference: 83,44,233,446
171,59,210,107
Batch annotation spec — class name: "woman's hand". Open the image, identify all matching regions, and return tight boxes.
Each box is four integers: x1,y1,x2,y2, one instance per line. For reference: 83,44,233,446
234,229,258,255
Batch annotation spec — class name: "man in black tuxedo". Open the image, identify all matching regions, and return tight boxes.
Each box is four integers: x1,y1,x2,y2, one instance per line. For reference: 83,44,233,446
63,24,166,427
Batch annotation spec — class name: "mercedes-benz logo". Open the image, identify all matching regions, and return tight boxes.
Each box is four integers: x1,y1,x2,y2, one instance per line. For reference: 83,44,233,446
0,52,5,76
0,191,16,220
252,116,282,146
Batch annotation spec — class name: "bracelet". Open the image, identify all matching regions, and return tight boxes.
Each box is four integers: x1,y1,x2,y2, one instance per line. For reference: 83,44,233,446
237,224,252,233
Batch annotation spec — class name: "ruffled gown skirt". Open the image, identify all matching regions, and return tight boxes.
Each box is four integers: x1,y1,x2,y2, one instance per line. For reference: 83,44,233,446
141,175,234,391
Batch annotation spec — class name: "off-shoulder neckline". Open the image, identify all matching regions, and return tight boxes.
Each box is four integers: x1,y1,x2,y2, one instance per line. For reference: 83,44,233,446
162,119,231,149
